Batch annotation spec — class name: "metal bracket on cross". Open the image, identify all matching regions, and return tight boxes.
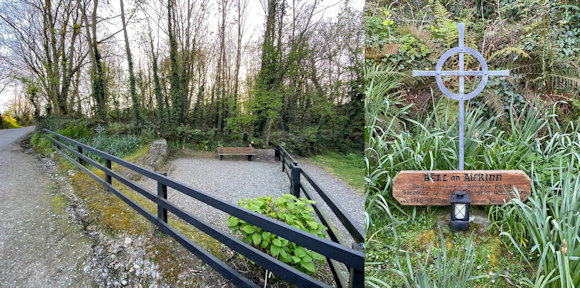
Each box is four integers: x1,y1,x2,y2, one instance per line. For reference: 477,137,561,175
412,23,509,170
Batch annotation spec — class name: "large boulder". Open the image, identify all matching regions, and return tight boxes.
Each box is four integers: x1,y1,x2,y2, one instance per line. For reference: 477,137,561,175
117,139,168,181
149,139,167,157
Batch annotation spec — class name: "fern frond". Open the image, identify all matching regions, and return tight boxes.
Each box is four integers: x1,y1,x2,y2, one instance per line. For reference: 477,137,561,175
514,61,580,91
434,0,450,25
365,43,402,61
545,69,580,90
482,90,505,117
488,47,531,62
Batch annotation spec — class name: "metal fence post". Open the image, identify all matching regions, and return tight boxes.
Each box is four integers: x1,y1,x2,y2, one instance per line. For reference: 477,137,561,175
275,146,280,161
290,163,301,197
77,146,83,165
281,151,286,172
157,172,168,226
348,242,365,288
105,159,112,191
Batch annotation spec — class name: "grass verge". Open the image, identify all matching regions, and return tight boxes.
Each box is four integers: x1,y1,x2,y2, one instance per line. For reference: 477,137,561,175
308,151,364,194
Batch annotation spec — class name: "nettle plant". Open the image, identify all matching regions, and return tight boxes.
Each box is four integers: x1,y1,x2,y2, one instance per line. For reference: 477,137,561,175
227,194,327,274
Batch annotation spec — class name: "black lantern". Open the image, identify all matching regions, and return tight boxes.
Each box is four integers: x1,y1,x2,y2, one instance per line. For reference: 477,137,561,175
450,191,470,230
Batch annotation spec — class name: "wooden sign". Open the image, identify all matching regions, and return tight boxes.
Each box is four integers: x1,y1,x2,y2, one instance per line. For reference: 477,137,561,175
392,170,531,206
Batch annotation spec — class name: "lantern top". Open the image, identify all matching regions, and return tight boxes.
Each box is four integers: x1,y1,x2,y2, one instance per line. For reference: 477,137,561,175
450,190,470,203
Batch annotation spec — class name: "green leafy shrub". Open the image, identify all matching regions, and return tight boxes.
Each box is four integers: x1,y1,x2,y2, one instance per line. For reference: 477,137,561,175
106,122,133,135
30,132,52,154
175,124,205,148
57,124,91,139
34,116,75,132
249,137,265,148
283,127,321,156
227,195,327,274
0,114,21,129
385,34,432,71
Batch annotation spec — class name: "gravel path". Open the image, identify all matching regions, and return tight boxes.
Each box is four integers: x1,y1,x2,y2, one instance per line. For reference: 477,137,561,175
0,127,93,287
294,159,365,246
136,149,364,248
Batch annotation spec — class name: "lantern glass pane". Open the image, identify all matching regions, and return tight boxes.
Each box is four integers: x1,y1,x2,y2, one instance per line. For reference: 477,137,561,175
454,203,466,219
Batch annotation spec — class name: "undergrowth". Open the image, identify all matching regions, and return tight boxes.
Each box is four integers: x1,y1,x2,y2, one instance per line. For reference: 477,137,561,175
365,64,580,287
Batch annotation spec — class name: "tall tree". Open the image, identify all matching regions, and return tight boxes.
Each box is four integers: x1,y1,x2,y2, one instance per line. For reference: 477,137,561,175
167,0,182,126
79,0,107,122
150,35,166,127
120,0,141,123
214,0,230,132
0,0,86,116
232,0,249,116
252,0,284,139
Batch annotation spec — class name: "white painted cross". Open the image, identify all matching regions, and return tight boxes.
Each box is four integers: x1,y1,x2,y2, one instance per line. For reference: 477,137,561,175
95,124,104,137
412,23,509,170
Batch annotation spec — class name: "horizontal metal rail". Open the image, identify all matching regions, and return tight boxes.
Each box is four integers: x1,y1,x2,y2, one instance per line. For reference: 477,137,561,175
44,129,364,287
277,146,365,288
278,146,365,243
49,143,258,287
301,169,365,243
47,138,330,287
301,185,348,288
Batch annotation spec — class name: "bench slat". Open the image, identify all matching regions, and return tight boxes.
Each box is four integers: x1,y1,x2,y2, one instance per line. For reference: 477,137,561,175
217,147,255,155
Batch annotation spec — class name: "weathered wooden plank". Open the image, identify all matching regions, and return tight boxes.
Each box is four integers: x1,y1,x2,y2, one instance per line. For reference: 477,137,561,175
392,170,531,206
217,147,255,155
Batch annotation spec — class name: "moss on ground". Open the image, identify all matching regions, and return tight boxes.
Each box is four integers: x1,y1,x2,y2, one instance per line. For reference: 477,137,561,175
50,194,68,214
49,143,227,284
366,208,531,287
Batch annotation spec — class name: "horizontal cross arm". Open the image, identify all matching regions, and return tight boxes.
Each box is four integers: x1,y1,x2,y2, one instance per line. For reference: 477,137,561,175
440,71,485,76
412,70,436,77
488,70,509,76
413,70,509,77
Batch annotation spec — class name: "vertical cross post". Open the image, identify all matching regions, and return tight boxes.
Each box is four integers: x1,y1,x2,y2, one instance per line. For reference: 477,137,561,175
458,23,465,170
275,146,280,161
348,242,365,288
95,124,104,137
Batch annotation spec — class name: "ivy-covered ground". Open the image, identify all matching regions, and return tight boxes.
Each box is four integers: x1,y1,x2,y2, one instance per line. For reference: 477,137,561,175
365,0,579,287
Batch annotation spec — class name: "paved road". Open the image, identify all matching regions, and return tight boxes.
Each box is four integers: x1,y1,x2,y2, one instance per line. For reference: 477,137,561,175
0,127,93,287
0,126,34,150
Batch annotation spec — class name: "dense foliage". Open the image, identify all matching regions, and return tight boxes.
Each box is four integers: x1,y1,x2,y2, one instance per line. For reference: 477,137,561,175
366,0,579,287
0,0,364,156
31,117,151,163
366,0,579,121
0,113,21,129
227,195,326,274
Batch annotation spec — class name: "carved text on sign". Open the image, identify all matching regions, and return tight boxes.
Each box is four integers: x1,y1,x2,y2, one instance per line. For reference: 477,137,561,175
393,170,531,206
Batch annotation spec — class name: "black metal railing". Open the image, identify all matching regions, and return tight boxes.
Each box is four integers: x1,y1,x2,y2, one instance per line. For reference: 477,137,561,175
275,146,365,287
44,129,364,288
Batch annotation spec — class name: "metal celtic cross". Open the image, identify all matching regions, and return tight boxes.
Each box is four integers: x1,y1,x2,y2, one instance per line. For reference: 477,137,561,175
95,124,104,137
412,23,509,170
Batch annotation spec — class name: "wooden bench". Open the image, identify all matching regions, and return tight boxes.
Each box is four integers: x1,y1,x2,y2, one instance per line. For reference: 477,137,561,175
217,147,256,161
